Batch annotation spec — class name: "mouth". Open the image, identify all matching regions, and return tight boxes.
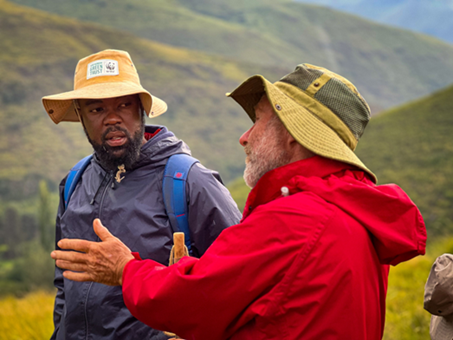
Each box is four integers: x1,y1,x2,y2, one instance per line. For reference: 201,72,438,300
104,131,127,147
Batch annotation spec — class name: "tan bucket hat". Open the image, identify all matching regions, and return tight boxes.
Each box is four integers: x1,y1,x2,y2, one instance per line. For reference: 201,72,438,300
227,63,377,183
42,49,167,124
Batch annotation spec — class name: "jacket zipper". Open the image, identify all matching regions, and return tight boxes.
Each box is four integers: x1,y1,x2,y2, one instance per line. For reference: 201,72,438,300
84,171,114,340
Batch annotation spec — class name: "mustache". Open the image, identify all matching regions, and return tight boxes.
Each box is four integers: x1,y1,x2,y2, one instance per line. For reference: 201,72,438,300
244,144,251,156
101,126,131,142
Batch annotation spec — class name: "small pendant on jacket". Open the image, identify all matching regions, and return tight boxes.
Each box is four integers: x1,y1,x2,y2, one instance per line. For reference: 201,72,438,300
115,165,126,183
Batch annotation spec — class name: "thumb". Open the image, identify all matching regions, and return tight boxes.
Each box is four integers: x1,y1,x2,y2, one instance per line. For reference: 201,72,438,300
93,218,114,241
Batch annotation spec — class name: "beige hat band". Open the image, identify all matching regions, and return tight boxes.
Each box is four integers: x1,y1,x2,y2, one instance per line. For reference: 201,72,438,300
74,73,138,90
274,81,358,151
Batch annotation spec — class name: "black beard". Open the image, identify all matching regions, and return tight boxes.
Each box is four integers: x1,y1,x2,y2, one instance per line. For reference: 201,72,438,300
85,124,144,172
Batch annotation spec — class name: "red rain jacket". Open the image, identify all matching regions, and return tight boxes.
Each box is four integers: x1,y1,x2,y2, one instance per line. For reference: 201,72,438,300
122,156,426,340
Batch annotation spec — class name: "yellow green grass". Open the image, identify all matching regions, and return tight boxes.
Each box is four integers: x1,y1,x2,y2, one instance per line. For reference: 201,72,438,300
1,237,450,339
0,290,54,340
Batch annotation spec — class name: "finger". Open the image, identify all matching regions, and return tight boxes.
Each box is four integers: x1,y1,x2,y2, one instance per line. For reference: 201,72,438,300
57,238,93,252
51,250,88,263
62,270,93,282
93,218,114,241
55,259,89,272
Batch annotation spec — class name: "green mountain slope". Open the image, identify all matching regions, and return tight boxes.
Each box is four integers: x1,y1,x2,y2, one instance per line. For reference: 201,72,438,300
355,85,453,237
0,0,286,199
228,84,453,237
9,0,453,112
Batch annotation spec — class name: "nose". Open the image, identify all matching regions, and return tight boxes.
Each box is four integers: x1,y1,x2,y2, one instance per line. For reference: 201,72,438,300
239,126,253,146
104,109,122,126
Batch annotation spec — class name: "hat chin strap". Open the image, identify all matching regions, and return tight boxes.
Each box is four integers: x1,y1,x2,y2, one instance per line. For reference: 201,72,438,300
73,99,86,128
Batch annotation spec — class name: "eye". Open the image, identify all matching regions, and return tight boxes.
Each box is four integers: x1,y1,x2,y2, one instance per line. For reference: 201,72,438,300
89,107,104,114
119,102,132,109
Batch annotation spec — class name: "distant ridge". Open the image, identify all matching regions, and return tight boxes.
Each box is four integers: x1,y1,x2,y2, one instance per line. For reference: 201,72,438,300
9,0,453,111
294,0,453,44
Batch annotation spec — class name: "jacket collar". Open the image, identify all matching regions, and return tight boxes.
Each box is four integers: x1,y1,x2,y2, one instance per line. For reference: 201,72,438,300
241,156,359,220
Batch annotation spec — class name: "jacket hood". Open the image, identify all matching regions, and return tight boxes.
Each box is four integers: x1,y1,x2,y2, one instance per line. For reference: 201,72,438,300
138,125,191,165
243,156,427,266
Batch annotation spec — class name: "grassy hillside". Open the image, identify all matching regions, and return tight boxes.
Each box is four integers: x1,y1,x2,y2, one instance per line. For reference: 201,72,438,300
0,0,287,199
9,0,453,111
356,84,453,236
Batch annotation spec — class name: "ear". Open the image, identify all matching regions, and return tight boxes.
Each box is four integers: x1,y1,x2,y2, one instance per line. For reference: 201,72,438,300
283,129,298,149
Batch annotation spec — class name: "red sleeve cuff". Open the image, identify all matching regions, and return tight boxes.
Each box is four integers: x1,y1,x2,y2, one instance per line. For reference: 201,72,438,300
131,252,142,260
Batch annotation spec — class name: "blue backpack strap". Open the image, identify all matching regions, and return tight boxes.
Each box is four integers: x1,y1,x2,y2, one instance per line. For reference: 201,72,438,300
64,155,93,209
162,154,199,255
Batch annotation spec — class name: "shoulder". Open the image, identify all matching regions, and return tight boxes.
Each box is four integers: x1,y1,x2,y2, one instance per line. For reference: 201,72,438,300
256,191,335,224
187,162,224,187
240,191,336,242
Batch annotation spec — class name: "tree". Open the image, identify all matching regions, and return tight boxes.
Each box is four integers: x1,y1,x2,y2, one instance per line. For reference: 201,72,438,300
38,180,54,252
1,207,23,259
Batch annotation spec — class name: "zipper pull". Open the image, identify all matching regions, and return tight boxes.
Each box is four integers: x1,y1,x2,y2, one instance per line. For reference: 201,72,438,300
281,186,290,197
115,164,126,183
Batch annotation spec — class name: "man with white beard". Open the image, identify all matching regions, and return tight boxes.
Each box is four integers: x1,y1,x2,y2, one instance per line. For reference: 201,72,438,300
51,63,427,340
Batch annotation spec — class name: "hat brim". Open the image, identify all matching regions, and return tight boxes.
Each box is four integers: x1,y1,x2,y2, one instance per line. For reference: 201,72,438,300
227,75,377,183
42,82,167,124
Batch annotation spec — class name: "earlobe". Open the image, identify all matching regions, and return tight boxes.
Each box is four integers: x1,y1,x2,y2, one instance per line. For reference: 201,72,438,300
286,131,298,148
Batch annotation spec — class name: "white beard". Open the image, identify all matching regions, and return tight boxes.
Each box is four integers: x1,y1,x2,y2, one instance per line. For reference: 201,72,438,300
243,118,291,188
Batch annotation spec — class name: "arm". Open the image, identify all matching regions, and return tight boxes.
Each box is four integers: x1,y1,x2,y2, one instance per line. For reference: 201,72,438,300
50,180,66,340
121,198,331,340
52,208,303,339
52,195,330,339
186,163,242,256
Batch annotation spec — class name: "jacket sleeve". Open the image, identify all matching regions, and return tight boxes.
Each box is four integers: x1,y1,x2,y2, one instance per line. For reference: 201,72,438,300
122,197,332,340
186,163,242,257
50,179,66,340
424,253,453,316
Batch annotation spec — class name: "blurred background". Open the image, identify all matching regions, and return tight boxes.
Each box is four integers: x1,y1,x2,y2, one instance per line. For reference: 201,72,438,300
0,0,452,338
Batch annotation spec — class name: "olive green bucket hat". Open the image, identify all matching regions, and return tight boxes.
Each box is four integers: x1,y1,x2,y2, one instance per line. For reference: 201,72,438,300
42,49,167,124
227,63,377,183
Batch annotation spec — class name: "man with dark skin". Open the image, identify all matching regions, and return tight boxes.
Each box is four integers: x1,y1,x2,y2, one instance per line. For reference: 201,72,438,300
42,49,241,340
51,63,426,339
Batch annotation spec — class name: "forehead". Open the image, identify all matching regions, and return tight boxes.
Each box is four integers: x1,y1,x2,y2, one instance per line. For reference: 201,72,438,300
254,95,273,117
79,94,139,106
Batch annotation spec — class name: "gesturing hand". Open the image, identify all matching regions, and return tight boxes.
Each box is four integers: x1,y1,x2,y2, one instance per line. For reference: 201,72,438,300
51,218,135,286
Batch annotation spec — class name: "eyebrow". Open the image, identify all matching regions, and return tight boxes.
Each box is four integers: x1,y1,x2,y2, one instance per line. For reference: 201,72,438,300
84,99,104,106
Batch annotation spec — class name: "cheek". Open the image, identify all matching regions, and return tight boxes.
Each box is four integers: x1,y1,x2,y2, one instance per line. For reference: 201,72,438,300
82,118,102,143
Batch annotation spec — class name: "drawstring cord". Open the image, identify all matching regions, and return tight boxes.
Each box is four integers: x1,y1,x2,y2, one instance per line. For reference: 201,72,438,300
90,171,109,205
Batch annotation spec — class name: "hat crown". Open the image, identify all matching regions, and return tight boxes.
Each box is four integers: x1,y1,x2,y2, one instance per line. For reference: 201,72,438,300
279,64,371,141
74,49,141,90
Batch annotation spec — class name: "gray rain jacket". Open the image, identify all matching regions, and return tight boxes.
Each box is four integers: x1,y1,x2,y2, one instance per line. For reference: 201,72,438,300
51,125,242,340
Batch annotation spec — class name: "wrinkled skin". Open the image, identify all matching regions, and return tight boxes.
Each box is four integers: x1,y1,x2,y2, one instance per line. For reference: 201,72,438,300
51,219,134,286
